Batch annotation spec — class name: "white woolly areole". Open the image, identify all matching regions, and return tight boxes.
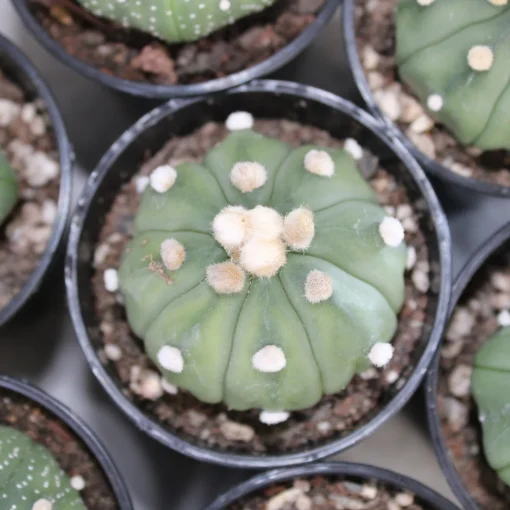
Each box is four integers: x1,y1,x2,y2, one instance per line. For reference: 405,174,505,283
219,0,231,10
70,475,86,491
158,346,184,373
32,501,53,510
284,208,315,250
304,150,335,177
259,411,290,425
488,0,508,5
252,345,287,373
305,270,333,304
160,238,186,271
149,165,177,193
417,0,435,5
498,310,510,327
427,94,444,112
368,342,394,367
240,238,287,278
226,111,254,131
213,206,249,251
344,138,364,160
379,217,405,247
103,268,119,292
230,161,268,193
248,206,284,240
206,262,246,294
468,45,494,72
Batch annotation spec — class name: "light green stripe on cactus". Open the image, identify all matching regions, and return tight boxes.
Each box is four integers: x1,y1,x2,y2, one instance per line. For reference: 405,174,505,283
396,0,510,151
0,152,18,226
0,426,86,509
472,327,510,487
76,0,276,43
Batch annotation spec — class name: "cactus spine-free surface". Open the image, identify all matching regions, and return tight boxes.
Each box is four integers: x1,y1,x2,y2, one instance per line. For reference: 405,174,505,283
396,0,510,151
0,426,86,509
472,327,510,486
0,152,18,226
117,115,408,415
76,0,276,43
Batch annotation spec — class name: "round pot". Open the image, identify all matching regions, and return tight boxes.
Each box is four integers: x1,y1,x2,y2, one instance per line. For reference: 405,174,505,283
426,222,510,509
13,0,339,99
205,462,460,509
342,0,510,198
0,34,72,327
66,79,452,468
0,375,133,509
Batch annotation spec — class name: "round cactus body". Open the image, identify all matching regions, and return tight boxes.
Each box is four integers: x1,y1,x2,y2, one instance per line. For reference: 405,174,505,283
76,0,276,43
0,152,18,226
472,327,510,486
396,0,510,151
0,426,86,509
118,120,407,413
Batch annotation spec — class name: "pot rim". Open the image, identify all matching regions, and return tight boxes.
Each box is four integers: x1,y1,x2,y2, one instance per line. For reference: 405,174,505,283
65,78,452,469
0,33,73,327
12,0,340,99
0,375,133,509
342,0,510,198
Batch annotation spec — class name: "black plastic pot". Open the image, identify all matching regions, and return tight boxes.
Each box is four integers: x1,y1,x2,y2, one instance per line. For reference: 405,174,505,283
426,222,510,510
0,375,133,509
205,462,460,509
0,34,72,327
66,79,452,468
13,0,339,99
342,0,510,198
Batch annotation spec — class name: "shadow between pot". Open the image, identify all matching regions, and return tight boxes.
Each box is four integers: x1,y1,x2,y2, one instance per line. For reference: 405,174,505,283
0,34,72,328
65,79,451,469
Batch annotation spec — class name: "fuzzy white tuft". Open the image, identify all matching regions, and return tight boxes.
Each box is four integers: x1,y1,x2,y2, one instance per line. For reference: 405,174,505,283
230,162,267,193
212,206,249,252
368,342,394,367
160,238,186,271
417,0,435,5
379,217,405,247
103,268,119,292
468,45,494,72
248,206,284,240
488,0,508,4
158,346,184,373
284,208,315,250
304,270,333,304
259,411,290,425
304,150,335,177
427,94,444,112
149,165,177,193
32,501,53,510
344,138,364,160
252,345,287,373
240,237,287,278
70,475,86,491
226,111,254,131
206,262,246,294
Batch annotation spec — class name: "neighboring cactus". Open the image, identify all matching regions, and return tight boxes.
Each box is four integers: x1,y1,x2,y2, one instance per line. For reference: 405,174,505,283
0,425,86,509
0,152,18,226
472,327,510,486
77,0,277,43
118,114,408,416
396,0,510,151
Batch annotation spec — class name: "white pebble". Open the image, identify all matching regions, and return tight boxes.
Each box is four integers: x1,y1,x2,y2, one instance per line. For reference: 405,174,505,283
220,420,255,442
386,370,399,384
427,94,444,112
410,114,434,134
395,493,414,507
259,410,290,425
498,310,510,327
41,200,57,225
374,88,401,121
448,364,472,398
406,246,417,270
103,268,119,292
135,176,150,194
362,45,380,71
24,151,59,187
361,485,378,500
104,344,122,361
150,165,177,193
161,378,179,395
70,475,86,491
30,116,46,136
21,103,37,123
412,268,430,293
158,345,184,373
344,138,364,160
139,371,164,400
368,342,394,367
0,99,20,126
225,111,254,131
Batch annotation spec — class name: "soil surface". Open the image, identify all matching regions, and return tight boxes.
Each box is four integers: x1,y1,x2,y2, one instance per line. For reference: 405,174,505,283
438,246,510,509
30,0,326,86
90,118,433,455
354,0,510,188
0,69,60,311
228,475,430,509
0,387,118,509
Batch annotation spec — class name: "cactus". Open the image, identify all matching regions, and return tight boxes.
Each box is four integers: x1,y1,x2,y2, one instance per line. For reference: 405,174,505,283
0,425,86,509
396,0,510,151
0,152,18,226
117,116,407,415
76,0,277,43
472,327,510,486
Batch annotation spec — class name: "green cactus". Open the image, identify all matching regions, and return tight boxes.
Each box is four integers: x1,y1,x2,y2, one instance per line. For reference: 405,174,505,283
472,327,510,486
118,121,407,414
76,0,277,43
0,152,18,226
396,0,510,151
0,425,86,509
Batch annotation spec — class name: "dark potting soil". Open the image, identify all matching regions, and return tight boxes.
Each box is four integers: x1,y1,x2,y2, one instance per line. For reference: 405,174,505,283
29,0,326,86
90,118,433,455
354,0,510,187
228,475,429,509
0,70,60,311
0,388,118,509
438,247,510,509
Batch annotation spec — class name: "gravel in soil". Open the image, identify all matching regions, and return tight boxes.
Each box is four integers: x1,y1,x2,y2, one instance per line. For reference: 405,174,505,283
438,247,510,509
30,0,326,86
354,0,510,187
89,118,435,455
0,69,60,311
0,388,118,509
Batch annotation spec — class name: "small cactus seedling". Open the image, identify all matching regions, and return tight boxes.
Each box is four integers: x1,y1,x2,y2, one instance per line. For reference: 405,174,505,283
396,0,510,151
0,152,18,226
472,327,510,486
118,113,408,417
76,0,276,43
0,425,86,509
